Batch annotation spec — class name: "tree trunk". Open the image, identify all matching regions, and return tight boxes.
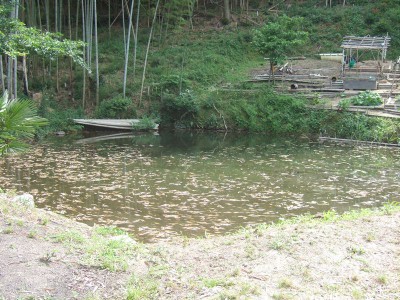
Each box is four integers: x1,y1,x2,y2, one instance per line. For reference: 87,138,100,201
133,0,141,80
94,0,99,106
223,0,230,21
68,0,74,99
13,0,19,99
108,0,111,38
7,57,12,96
81,0,86,109
55,0,59,93
0,55,4,95
270,60,275,84
22,56,29,96
140,0,161,105
123,0,135,98
12,57,17,99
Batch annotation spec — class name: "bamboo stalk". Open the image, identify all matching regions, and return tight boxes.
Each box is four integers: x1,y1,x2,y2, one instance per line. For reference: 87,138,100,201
133,0,141,79
0,55,4,95
108,0,111,38
68,0,74,98
22,55,29,96
94,0,99,106
37,0,42,30
55,0,59,92
81,0,86,109
7,56,12,96
139,0,161,105
13,0,19,99
123,0,135,98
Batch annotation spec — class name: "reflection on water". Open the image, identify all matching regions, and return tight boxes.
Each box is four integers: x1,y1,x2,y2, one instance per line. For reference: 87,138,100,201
1,131,399,241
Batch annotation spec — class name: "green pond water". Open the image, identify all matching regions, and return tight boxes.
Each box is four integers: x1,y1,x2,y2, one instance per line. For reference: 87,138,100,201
1,132,399,241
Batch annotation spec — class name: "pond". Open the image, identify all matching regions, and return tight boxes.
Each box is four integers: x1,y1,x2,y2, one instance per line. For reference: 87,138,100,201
1,131,399,242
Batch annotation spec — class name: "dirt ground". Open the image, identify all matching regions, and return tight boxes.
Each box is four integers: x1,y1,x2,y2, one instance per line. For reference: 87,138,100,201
1,194,399,300
0,197,130,300
251,58,343,78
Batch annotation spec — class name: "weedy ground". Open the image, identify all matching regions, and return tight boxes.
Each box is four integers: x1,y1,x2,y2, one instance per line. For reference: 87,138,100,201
1,191,399,299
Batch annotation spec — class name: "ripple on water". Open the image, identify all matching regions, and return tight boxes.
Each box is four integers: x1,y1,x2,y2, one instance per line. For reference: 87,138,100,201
1,133,399,242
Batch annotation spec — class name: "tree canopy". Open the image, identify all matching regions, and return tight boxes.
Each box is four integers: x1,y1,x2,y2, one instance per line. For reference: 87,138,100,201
0,1,85,68
253,15,308,77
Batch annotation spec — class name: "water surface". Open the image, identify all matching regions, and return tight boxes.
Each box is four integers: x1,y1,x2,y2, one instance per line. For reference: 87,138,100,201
1,132,399,241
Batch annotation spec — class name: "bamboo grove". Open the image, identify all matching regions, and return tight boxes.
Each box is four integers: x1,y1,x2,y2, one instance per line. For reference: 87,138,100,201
0,0,258,109
0,0,359,111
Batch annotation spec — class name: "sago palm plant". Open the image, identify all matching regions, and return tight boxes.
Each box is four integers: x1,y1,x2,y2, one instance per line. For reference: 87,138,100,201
0,92,48,155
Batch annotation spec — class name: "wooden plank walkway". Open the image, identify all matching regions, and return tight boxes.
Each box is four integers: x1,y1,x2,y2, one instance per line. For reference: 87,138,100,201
307,106,400,119
319,137,400,147
73,119,159,130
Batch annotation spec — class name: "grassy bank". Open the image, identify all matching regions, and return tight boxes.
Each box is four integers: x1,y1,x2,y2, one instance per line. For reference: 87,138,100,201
27,1,400,142
286,1,400,58
1,191,399,299
159,86,400,143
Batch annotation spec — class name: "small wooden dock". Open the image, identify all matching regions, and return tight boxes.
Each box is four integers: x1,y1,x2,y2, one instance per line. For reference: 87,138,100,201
73,119,159,130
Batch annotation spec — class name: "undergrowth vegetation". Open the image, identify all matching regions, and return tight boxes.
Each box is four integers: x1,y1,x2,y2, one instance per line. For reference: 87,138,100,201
350,91,383,107
286,1,400,58
95,96,137,119
36,92,83,135
27,0,400,143
320,112,400,143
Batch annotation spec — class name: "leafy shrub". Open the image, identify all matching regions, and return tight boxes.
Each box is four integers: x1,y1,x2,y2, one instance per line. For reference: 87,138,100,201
221,18,230,26
132,117,157,131
199,88,312,133
40,108,84,133
337,99,351,111
37,92,82,134
95,96,137,119
240,32,253,43
160,75,189,95
161,90,199,127
350,91,382,106
320,112,400,143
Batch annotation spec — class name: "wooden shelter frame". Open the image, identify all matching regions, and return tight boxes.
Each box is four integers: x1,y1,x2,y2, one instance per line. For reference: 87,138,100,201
341,35,391,77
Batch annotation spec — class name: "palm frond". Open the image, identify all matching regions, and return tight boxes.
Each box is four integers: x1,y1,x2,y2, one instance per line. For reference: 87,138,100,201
0,92,48,154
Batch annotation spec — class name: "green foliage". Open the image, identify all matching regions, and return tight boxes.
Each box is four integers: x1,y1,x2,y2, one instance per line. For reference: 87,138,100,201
253,15,308,66
196,88,400,143
286,2,400,57
350,91,383,106
132,117,157,131
40,108,84,134
198,88,313,134
163,0,195,27
320,112,400,143
161,90,199,127
0,92,48,154
382,201,400,215
0,2,86,68
127,275,159,300
144,29,259,91
160,75,189,95
95,96,137,119
337,99,351,111
95,226,127,236
36,93,83,134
